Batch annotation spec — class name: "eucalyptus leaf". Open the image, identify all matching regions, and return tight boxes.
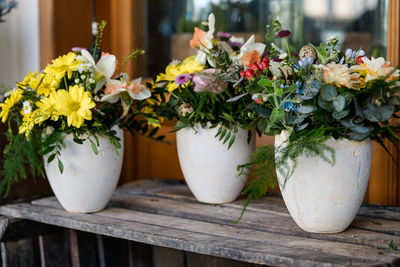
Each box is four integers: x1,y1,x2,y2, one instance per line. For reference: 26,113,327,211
297,105,314,114
226,93,248,102
332,95,345,112
295,123,309,131
321,85,337,101
332,108,350,120
362,103,394,122
247,102,271,118
318,95,334,111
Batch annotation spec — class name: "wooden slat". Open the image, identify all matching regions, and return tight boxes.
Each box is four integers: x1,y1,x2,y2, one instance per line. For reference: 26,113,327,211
0,203,399,266
32,183,400,250
38,230,71,267
1,238,36,267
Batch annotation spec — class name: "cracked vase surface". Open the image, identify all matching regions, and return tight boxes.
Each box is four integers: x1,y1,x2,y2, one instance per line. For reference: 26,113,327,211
44,127,124,213
177,124,255,204
275,131,372,233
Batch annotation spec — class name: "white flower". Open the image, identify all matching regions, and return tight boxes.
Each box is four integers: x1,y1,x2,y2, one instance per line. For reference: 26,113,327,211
233,35,266,67
351,57,399,82
100,77,151,103
269,61,292,79
22,101,32,115
77,49,116,92
191,13,215,66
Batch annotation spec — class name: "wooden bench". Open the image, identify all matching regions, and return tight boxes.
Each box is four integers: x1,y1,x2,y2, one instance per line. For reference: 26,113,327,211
0,179,399,266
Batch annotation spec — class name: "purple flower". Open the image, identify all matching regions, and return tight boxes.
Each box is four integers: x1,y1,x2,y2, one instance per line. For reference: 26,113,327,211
227,40,243,49
72,47,86,52
217,31,232,40
277,30,292,38
193,69,228,94
175,74,191,86
272,57,283,62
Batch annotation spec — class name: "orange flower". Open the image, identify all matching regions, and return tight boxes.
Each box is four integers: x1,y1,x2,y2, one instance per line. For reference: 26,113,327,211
241,50,261,68
190,27,207,48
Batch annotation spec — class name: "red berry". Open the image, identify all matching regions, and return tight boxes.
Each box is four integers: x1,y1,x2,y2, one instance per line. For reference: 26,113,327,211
254,98,262,104
245,69,255,79
240,70,246,77
260,61,269,70
250,63,260,72
356,56,364,64
262,57,270,64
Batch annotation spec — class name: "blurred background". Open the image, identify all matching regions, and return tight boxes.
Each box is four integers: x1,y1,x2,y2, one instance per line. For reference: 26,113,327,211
0,0,398,205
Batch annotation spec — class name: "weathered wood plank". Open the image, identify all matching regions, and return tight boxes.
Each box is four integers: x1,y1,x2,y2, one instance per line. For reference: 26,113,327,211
115,179,400,221
69,230,99,267
39,230,71,267
129,241,153,267
32,193,400,251
0,217,62,242
97,235,130,267
0,203,398,266
152,246,185,267
185,251,262,267
1,238,36,267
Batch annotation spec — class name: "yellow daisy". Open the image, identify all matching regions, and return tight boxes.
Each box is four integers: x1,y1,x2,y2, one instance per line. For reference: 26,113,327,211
18,71,38,89
36,92,60,121
54,85,96,128
156,56,205,92
45,52,82,81
29,73,57,96
0,89,23,123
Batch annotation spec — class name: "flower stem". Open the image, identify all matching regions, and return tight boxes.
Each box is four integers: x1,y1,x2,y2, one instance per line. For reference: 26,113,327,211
284,38,292,65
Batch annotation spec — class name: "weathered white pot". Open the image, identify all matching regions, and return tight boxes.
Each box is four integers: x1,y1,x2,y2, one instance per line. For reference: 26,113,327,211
44,128,124,213
177,124,255,204
275,131,372,233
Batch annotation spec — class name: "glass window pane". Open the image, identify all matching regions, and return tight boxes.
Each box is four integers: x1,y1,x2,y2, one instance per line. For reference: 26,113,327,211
147,0,387,75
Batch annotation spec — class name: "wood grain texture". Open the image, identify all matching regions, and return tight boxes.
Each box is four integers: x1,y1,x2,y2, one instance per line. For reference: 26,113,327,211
1,180,400,266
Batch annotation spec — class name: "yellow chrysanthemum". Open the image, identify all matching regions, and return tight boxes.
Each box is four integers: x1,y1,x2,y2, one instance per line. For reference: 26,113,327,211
18,71,39,89
156,56,205,92
0,89,23,123
45,52,82,81
29,73,57,96
54,85,96,128
36,92,60,121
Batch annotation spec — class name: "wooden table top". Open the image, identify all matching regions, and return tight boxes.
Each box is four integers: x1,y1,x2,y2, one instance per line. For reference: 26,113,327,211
0,179,399,266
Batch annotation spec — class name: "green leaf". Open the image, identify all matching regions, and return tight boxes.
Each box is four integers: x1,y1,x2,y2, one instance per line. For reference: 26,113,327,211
47,153,56,164
274,86,283,97
270,108,285,122
321,85,337,101
318,95,334,111
333,95,345,112
215,127,223,138
222,112,235,123
223,131,231,144
89,138,99,155
58,158,64,174
219,128,227,141
258,78,273,88
228,135,236,149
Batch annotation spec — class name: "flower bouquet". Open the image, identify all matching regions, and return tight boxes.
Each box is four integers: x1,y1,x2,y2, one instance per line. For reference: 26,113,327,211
154,14,268,203
0,24,163,212
230,20,400,232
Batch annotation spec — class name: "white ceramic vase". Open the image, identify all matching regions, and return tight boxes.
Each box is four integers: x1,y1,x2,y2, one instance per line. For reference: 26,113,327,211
275,131,372,233
176,124,255,204
44,127,124,213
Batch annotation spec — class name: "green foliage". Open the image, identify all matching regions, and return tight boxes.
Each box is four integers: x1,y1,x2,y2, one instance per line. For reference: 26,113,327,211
234,145,276,223
0,122,44,197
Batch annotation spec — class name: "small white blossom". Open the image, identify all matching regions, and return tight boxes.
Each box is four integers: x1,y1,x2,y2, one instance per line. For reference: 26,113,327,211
88,78,95,84
22,101,32,115
74,79,80,83
81,75,86,80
